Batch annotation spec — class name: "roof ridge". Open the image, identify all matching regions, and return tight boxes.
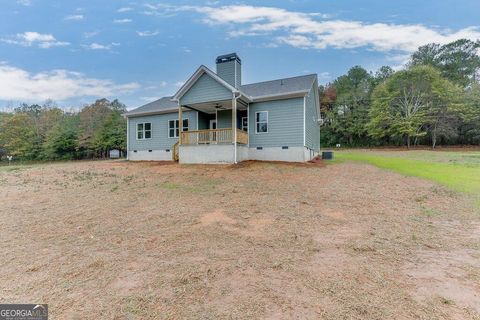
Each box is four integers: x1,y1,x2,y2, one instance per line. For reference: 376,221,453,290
242,73,317,87
151,96,173,101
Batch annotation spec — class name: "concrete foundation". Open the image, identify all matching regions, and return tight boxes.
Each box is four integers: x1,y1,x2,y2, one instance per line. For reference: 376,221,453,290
179,144,249,164
249,146,314,162
130,146,317,163
128,150,172,161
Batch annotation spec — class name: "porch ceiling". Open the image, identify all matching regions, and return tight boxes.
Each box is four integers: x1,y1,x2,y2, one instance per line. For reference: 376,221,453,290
183,99,247,114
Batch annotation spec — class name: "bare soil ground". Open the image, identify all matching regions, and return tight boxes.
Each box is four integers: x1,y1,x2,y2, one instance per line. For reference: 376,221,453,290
0,160,479,319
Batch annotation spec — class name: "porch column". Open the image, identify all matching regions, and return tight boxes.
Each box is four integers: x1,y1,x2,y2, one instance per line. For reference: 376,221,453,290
178,103,182,145
232,95,237,163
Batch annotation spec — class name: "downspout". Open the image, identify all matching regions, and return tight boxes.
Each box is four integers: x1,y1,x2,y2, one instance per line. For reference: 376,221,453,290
247,103,250,148
233,92,243,164
126,117,129,160
303,96,306,148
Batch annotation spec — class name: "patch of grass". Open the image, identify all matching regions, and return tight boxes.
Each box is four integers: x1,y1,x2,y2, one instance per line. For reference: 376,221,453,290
122,175,134,184
414,195,428,203
438,296,455,305
72,170,98,181
336,151,480,196
421,207,443,217
0,166,32,172
159,182,181,190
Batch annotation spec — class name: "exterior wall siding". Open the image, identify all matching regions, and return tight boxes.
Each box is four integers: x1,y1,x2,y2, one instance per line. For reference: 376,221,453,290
248,98,304,148
180,73,232,105
216,60,241,88
216,109,245,129
128,111,197,151
304,78,321,151
197,112,210,130
217,109,232,129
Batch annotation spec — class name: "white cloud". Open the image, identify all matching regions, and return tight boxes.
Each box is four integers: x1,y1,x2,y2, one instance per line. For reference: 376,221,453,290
113,18,132,24
174,81,185,87
137,30,159,37
318,72,331,80
64,14,84,21
82,42,120,50
117,7,133,13
1,32,69,48
17,0,31,6
172,4,480,53
83,31,99,38
0,62,139,102
142,3,179,17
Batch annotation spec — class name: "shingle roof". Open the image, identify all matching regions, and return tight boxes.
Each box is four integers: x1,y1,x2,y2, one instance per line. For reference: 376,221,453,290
240,74,316,99
125,73,317,117
124,96,177,117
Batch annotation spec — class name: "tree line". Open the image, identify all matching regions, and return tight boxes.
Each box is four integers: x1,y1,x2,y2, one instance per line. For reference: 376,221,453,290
0,98,127,160
1,39,479,161
319,39,480,148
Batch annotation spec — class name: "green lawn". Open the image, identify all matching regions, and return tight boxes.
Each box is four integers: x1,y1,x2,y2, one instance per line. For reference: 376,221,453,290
336,150,480,198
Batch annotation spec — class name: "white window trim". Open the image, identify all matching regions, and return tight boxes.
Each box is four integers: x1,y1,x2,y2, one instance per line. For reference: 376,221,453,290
168,119,177,139
168,118,189,138
255,111,268,134
136,122,152,140
241,116,248,132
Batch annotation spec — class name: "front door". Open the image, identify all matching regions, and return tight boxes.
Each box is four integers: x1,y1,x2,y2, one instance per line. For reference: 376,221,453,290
209,120,217,143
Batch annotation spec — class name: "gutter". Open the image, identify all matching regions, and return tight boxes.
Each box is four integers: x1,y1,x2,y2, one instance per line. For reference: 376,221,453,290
233,91,243,164
123,108,182,118
249,90,309,102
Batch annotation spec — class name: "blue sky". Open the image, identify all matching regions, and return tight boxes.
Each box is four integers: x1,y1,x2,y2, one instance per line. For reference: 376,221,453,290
1,0,479,110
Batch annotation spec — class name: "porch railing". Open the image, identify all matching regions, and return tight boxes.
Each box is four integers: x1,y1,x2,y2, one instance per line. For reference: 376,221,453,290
236,129,248,145
180,128,248,145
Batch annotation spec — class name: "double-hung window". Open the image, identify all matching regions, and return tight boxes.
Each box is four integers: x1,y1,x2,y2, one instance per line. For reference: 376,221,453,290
137,122,152,140
168,119,189,138
255,111,268,133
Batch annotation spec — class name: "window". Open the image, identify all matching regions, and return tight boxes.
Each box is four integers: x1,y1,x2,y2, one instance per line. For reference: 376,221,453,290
255,111,268,133
168,119,189,138
241,117,248,132
137,122,152,140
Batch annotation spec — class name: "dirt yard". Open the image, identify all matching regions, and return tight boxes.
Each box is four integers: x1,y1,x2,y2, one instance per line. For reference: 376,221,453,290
0,160,479,319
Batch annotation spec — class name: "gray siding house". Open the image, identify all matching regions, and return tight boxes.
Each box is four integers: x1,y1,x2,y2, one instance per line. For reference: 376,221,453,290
125,53,321,164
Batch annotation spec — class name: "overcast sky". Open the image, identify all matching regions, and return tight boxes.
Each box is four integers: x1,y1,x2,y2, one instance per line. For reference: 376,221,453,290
1,0,479,110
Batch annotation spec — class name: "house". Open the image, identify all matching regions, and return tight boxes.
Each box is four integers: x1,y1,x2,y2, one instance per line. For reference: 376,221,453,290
124,53,321,164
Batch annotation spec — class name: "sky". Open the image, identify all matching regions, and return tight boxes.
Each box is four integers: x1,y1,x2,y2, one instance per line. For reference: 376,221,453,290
0,0,479,110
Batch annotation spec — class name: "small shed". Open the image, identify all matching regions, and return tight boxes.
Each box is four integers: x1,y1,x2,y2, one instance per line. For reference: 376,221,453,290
109,149,120,159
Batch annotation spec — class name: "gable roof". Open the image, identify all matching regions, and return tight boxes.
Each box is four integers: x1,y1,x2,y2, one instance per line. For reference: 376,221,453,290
125,71,318,117
123,96,177,117
240,74,317,101
172,65,250,102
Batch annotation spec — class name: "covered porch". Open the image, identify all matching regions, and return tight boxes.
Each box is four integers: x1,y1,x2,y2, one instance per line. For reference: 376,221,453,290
171,64,252,163
178,98,249,146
